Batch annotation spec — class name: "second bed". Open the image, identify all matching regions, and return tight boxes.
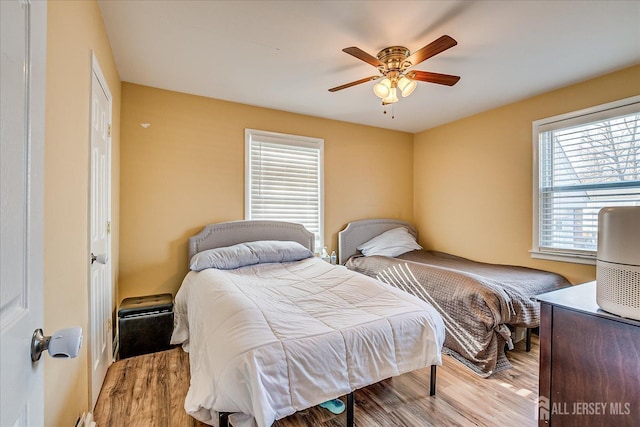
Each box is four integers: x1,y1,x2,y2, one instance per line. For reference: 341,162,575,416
339,218,570,377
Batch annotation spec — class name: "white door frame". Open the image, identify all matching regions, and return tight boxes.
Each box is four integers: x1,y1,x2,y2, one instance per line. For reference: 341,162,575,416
0,0,47,425
88,52,113,409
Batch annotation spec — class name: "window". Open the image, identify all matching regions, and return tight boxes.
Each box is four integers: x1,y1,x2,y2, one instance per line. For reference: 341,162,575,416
245,129,324,249
532,96,640,264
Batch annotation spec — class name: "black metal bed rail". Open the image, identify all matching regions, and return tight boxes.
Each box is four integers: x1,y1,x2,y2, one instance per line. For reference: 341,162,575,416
218,364,437,427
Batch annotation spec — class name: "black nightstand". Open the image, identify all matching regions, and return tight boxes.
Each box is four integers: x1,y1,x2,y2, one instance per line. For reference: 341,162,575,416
118,293,174,359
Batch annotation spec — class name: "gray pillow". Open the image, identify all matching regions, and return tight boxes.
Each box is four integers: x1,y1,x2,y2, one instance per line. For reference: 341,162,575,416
245,240,313,264
189,242,258,271
189,240,313,271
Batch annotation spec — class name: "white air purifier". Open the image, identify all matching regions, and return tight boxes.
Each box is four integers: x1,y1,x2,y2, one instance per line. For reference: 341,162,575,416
596,206,640,321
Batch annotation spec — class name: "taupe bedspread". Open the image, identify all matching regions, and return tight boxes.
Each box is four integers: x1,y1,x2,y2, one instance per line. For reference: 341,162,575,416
345,250,570,377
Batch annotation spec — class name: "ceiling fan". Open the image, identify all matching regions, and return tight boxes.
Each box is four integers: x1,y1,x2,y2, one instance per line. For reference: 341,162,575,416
329,35,460,105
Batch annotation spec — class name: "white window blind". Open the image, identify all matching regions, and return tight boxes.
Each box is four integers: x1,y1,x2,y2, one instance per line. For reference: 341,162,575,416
245,129,324,248
532,96,640,263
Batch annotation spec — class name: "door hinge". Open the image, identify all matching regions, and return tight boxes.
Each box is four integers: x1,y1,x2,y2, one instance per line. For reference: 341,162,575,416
107,318,112,332
107,123,112,137
107,221,111,234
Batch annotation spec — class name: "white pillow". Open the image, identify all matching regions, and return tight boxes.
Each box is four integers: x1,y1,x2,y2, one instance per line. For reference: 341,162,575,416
357,227,422,257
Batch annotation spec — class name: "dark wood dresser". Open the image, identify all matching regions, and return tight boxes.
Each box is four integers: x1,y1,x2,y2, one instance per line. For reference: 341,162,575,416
536,282,640,426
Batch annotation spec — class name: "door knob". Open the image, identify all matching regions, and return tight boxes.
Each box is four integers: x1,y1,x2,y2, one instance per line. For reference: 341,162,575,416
90,253,108,264
31,327,83,362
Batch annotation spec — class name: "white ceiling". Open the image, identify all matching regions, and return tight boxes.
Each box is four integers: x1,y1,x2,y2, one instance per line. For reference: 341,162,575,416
98,0,640,133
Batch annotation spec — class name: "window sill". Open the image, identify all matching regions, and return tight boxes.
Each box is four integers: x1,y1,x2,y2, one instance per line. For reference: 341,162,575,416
530,250,596,266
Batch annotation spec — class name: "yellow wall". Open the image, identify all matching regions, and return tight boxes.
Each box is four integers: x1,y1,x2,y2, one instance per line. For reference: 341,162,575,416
45,1,120,425
118,83,414,300
41,1,638,420
413,65,640,285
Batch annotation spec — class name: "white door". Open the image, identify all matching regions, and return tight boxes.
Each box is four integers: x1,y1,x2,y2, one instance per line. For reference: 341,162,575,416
89,56,113,409
0,0,47,425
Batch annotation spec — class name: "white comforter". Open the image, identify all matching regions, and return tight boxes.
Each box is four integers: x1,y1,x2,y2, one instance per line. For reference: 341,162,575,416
171,257,445,427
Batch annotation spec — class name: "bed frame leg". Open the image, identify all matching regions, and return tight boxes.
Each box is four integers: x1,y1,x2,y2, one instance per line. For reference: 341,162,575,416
219,412,230,427
347,392,353,427
346,392,354,427
526,328,532,352
430,364,437,396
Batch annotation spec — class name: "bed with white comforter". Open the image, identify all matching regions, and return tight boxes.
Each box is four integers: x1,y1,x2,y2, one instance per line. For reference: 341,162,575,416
171,222,445,427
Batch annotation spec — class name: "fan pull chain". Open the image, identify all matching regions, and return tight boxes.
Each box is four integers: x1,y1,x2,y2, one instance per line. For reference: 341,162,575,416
382,104,395,119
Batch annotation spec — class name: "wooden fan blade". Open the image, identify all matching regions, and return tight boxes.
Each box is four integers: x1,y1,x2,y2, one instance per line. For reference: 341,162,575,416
328,76,379,92
342,47,384,68
406,35,457,67
406,70,460,86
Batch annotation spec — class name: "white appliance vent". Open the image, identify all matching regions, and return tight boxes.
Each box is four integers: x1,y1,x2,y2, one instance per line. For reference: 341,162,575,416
597,261,640,309
596,206,640,321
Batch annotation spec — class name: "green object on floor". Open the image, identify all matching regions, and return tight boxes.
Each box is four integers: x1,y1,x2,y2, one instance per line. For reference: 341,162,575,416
319,398,345,414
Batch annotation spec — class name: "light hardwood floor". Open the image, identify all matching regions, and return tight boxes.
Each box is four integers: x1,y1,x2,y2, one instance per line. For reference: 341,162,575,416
94,337,539,426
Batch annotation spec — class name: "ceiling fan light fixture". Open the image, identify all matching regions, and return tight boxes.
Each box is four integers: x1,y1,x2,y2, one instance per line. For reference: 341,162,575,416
329,35,459,116
381,87,399,104
373,77,392,98
398,76,417,97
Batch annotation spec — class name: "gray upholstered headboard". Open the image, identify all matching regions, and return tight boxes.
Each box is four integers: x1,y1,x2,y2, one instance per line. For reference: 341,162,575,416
188,220,315,260
338,218,417,264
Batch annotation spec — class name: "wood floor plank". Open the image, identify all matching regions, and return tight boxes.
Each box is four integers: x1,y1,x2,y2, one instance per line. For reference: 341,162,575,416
94,337,539,426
